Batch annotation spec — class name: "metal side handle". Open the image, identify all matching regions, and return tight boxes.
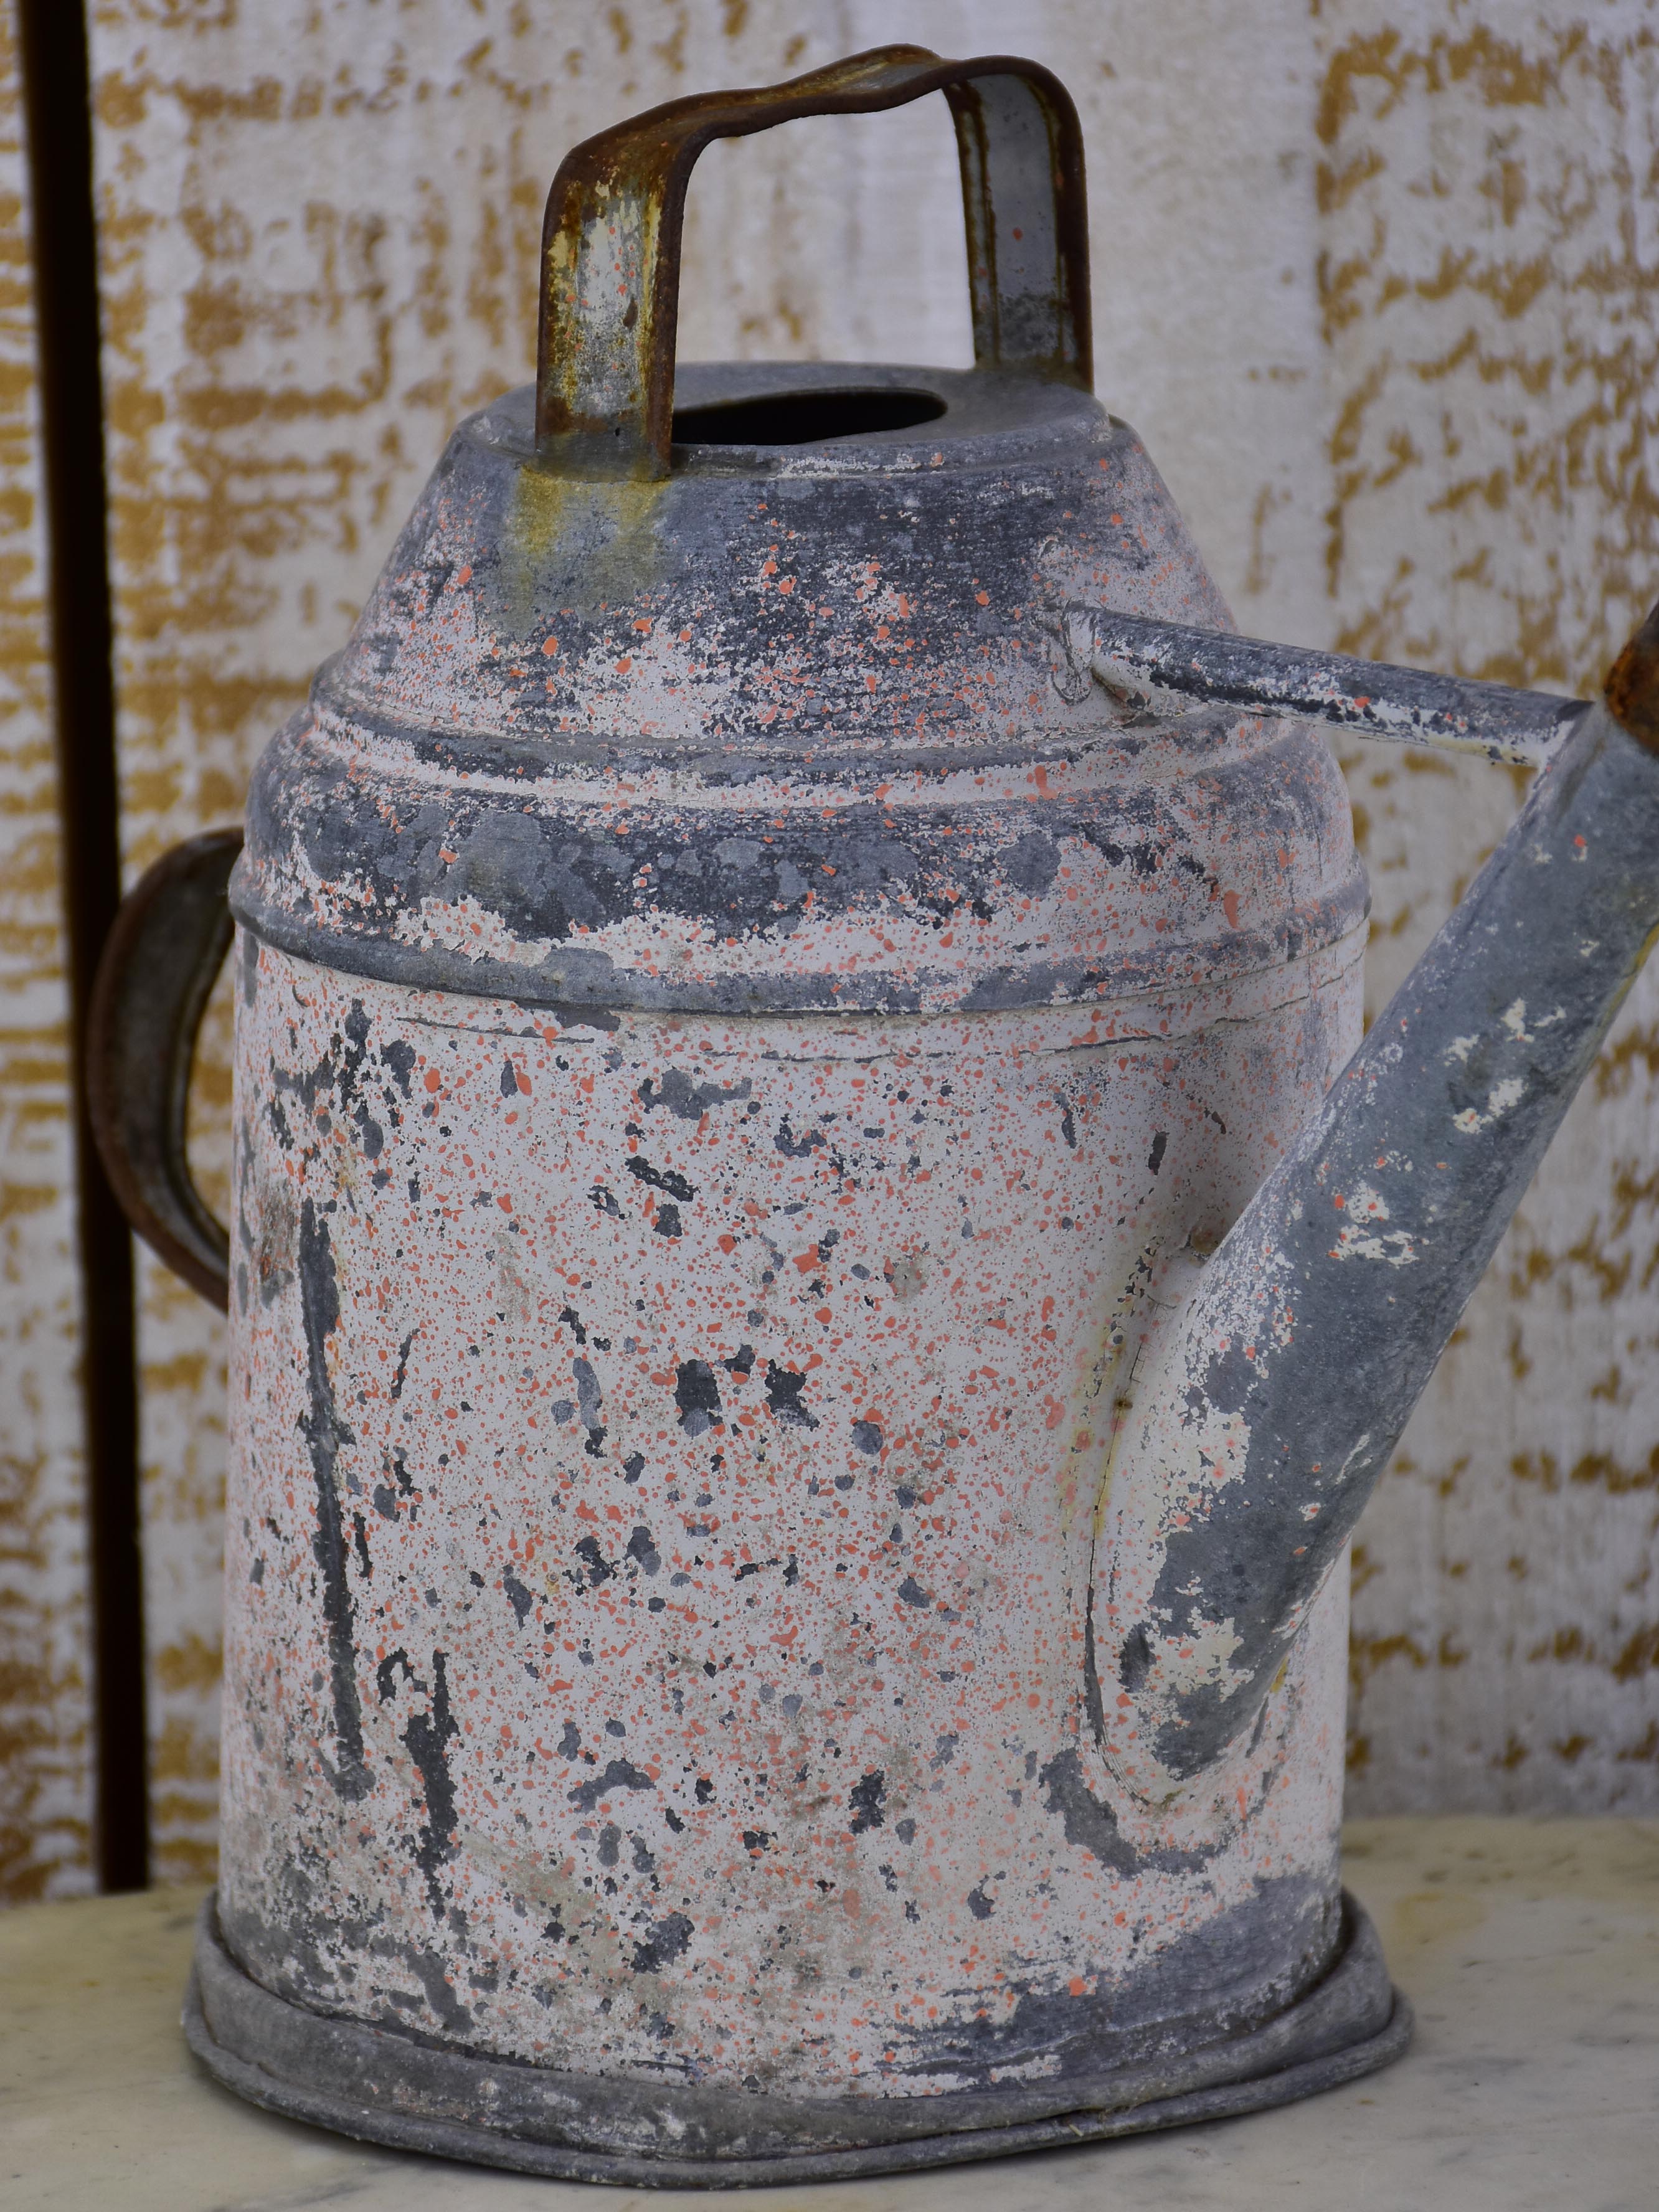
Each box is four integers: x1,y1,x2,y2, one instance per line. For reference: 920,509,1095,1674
87,828,242,1312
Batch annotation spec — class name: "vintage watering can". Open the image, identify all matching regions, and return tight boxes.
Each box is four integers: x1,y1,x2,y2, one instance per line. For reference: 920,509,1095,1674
88,45,1659,2187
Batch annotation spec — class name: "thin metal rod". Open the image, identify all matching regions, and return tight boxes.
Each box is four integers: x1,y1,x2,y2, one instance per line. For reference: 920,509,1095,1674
1072,609,1587,768
16,0,149,1890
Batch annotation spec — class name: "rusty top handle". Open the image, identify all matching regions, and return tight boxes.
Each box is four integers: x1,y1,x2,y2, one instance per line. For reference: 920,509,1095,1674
534,45,1092,475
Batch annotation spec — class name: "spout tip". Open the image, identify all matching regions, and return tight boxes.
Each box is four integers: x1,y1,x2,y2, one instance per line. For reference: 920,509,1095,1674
1604,600,1659,752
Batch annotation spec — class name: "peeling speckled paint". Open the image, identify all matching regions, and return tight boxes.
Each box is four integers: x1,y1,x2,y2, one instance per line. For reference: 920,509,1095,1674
219,940,1363,2114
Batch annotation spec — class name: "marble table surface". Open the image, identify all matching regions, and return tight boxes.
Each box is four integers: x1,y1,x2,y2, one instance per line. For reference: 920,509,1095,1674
4,1817,1656,2211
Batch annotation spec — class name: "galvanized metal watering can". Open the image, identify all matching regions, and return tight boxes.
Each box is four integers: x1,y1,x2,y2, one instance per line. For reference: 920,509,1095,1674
89,45,1659,2188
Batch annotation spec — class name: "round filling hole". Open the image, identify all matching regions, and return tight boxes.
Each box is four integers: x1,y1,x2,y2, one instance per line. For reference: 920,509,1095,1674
672,387,947,447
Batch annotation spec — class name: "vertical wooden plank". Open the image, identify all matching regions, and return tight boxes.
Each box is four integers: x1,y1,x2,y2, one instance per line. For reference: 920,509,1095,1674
1314,1,1659,1808
0,0,94,1903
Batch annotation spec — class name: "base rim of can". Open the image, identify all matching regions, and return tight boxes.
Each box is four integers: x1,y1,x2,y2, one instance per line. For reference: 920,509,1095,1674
182,1892,1412,2189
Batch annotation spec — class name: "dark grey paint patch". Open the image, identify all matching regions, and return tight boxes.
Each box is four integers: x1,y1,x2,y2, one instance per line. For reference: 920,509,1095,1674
1037,1749,1210,1878
638,1068,751,1120
571,1535,613,1587
404,1650,460,1914
296,1200,371,1801
573,1356,605,1457
625,1155,696,1201
1118,1626,1152,1691
569,1759,655,1814
630,1912,694,1973
848,1770,886,1835
674,1359,722,1437
380,1039,415,1095
1003,830,1062,896
765,1363,818,1430
773,1118,823,1159
405,1942,473,2036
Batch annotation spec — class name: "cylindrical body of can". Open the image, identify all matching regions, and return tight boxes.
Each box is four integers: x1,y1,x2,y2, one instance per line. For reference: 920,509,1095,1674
186,361,1397,2174
220,927,1362,2091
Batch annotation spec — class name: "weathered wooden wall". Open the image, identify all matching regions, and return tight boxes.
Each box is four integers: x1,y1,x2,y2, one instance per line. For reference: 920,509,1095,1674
1,0,1654,1898
1316,0,1659,1811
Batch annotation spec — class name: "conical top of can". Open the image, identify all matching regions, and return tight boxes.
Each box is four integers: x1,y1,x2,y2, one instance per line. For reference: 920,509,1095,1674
234,50,1363,1018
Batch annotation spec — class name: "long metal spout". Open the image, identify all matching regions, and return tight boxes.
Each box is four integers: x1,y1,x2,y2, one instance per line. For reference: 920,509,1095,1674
1065,604,1587,766
1097,608,1659,1798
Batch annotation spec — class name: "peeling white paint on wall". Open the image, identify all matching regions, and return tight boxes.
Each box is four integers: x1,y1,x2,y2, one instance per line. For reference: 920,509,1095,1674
1315,0,1659,1812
